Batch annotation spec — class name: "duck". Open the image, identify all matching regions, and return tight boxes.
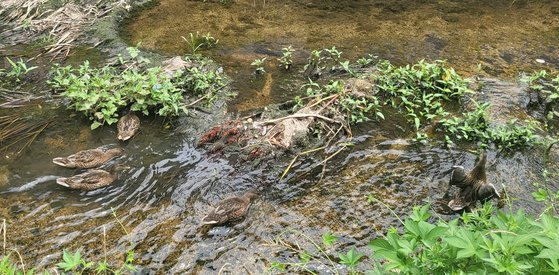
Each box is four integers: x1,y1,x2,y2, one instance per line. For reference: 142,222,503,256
56,164,129,191
117,112,140,141
448,153,500,211
52,147,124,169
201,191,258,225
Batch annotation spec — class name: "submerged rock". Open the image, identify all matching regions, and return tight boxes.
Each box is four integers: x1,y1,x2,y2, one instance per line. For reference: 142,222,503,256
161,56,193,77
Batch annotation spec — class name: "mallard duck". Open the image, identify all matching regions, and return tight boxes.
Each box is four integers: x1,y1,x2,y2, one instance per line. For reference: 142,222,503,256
117,112,140,141
201,191,258,225
56,164,129,191
52,147,124,169
448,153,500,211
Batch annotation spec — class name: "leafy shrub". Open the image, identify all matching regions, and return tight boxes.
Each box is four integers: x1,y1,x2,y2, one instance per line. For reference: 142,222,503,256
48,48,224,129
369,203,559,274
440,101,540,150
269,202,559,274
439,101,490,144
376,59,471,130
523,70,559,121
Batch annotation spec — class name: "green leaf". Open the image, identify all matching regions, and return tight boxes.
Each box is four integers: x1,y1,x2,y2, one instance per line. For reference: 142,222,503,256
322,232,338,246
339,248,364,268
299,251,311,263
57,250,82,271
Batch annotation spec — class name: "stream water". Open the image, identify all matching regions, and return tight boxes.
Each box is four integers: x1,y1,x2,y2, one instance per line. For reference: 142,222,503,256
1,0,559,273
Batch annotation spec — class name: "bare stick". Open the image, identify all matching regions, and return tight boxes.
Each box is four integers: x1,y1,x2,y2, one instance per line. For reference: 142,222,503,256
255,113,340,126
2,219,5,255
280,146,326,181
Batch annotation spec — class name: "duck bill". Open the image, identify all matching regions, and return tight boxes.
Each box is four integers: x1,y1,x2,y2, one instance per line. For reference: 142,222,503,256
56,178,70,187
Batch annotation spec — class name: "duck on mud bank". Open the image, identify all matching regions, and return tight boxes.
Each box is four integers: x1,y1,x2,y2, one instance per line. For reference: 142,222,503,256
447,153,501,211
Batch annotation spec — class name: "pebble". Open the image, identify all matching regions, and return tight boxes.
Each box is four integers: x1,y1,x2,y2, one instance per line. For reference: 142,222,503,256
536,59,546,64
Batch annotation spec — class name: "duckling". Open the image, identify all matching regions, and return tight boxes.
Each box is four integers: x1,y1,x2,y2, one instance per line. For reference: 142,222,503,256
201,191,258,225
52,147,124,169
117,112,140,141
56,164,129,191
448,153,500,211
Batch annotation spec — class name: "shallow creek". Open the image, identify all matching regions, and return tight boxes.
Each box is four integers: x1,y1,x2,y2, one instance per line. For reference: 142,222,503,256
1,0,559,273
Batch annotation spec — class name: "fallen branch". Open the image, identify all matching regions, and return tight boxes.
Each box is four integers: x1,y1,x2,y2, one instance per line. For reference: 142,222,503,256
255,113,341,126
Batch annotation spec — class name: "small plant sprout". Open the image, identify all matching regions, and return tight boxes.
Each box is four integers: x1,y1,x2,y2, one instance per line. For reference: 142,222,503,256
339,60,354,75
324,46,342,63
182,32,219,55
251,57,266,74
278,45,295,70
4,57,37,82
303,49,323,78
357,54,377,67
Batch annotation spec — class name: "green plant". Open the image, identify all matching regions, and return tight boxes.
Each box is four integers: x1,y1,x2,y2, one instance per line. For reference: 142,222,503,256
339,60,354,76
523,70,559,122
48,49,223,129
278,46,294,70
357,54,377,67
0,254,34,275
57,250,91,272
181,32,219,55
181,66,224,103
439,101,540,150
3,58,37,82
368,201,559,274
376,60,471,130
250,57,266,74
304,79,383,124
439,101,491,146
324,46,342,63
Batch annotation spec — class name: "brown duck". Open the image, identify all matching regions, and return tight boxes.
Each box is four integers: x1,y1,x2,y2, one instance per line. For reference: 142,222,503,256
448,153,500,211
52,147,124,169
117,112,140,141
201,191,258,225
56,164,128,191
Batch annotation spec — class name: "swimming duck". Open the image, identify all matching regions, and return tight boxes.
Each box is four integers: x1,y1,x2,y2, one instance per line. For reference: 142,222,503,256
56,164,129,191
52,147,124,169
448,153,500,211
201,191,258,225
117,112,140,141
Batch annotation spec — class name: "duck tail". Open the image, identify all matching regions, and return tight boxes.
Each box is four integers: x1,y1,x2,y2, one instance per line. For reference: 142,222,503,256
52,158,72,167
56,178,70,187
471,153,487,180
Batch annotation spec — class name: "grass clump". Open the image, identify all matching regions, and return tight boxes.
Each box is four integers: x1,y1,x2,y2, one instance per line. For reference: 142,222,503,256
48,47,224,129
